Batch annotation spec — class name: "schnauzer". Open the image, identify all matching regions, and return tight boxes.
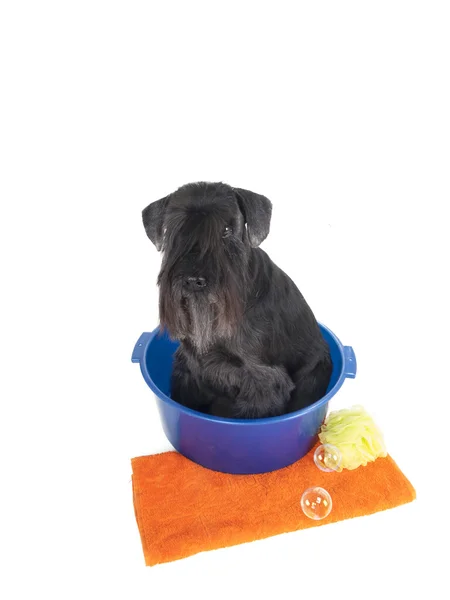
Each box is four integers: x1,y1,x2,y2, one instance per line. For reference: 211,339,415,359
142,182,332,419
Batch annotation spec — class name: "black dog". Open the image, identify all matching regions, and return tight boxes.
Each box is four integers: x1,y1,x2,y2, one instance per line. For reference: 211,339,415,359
142,182,332,419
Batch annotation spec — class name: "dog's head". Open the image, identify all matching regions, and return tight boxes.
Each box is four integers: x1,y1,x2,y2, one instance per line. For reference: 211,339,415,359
142,182,272,349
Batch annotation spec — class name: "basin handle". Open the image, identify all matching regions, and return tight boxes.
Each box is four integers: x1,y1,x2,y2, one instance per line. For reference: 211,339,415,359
343,346,357,378
132,332,152,363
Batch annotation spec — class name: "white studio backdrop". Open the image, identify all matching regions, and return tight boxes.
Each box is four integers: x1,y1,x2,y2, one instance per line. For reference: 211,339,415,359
0,2,449,599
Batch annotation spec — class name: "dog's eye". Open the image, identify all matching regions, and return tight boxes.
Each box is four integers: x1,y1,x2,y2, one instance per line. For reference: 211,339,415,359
223,226,233,238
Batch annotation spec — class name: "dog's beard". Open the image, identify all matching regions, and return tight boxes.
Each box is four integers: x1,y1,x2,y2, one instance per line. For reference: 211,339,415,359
158,274,244,352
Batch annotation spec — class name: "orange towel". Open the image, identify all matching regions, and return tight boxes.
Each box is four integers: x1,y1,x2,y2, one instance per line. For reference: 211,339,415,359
131,446,415,566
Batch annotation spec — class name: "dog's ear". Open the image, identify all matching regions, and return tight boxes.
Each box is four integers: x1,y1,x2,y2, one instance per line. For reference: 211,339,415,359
234,188,272,247
142,196,170,251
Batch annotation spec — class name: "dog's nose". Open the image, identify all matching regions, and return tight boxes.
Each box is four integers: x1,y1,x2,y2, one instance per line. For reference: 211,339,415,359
184,276,207,292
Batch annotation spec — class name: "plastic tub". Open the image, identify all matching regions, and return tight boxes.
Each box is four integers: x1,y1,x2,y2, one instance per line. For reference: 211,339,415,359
132,323,356,474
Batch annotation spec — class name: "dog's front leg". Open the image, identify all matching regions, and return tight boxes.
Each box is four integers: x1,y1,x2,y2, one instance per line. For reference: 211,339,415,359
202,351,295,419
171,348,214,413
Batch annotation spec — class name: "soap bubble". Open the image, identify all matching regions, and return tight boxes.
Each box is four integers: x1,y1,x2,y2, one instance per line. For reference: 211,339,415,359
314,444,342,472
301,487,333,520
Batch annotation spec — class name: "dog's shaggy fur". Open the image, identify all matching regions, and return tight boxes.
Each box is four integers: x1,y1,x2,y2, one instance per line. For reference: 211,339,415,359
142,182,332,419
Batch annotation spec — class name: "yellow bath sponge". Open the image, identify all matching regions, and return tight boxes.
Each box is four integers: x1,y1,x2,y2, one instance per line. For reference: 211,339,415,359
319,405,387,470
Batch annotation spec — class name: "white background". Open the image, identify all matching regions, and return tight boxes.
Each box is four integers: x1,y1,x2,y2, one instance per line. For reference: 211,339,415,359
1,1,449,598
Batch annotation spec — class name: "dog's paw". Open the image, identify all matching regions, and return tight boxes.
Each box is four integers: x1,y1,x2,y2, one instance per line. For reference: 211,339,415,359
270,368,296,398
236,366,295,418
